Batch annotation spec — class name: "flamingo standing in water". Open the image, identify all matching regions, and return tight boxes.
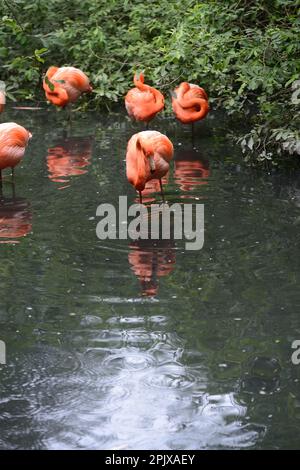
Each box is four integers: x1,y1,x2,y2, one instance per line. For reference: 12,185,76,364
43,66,92,111
172,82,209,137
0,123,32,180
125,73,164,126
126,130,173,203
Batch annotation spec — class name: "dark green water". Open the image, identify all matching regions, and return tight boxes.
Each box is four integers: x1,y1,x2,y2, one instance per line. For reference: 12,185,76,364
0,108,299,449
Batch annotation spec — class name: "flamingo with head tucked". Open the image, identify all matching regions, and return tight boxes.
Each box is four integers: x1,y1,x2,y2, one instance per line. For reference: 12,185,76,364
0,123,32,180
126,130,173,203
172,82,209,135
43,66,92,109
125,73,164,126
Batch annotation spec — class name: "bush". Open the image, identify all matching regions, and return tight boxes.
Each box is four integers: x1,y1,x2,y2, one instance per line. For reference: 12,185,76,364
0,0,299,166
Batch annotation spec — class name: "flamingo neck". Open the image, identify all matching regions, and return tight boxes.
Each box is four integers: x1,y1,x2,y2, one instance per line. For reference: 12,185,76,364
46,66,59,80
177,82,190,101
134,73,149,92
134,139,152,191
150,87,162,106
179,97,209,120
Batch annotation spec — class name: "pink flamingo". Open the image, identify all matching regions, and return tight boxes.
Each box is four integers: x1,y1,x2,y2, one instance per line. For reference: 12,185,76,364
126,130,173,202
0,123,32,180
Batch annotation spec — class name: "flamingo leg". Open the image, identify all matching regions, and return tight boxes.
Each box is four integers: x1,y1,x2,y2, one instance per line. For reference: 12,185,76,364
159,178,165,202
11,167,14,179
0,169,2,180
139,191,142,204
66,105,72,125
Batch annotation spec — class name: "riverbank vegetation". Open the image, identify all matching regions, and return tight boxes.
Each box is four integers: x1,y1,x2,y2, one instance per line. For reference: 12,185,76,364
0,0,299,166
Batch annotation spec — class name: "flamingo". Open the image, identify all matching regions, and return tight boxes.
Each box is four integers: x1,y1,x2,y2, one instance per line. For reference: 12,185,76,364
0,123,32,180
43,66,92,110
125,73,164,126
126,130,173,203
172,82,209,136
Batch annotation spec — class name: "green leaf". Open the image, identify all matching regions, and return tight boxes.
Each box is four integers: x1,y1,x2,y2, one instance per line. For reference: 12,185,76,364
248,136,254,150
34,48,48,62
44,75,55,92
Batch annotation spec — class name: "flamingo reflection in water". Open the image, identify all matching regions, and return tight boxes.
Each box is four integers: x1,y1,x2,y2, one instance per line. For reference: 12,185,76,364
0,187,32,244
129,238,176,297
174,148,210,196
128,190,176,297
47,136,93,189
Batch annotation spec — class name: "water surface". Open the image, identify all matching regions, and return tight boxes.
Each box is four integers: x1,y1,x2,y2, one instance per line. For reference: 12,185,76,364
0,108,299,449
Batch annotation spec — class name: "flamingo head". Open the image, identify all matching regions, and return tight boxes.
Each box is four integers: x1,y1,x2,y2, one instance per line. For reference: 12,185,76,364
43,78,69,107
46,86,69,107
129,139,153,191
138,139,157,179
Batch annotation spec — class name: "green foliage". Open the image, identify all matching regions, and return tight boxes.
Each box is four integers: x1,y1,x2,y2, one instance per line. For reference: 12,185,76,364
0,0,299,165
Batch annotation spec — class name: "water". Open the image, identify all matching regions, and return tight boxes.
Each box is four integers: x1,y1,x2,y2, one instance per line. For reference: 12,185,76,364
0,108,299,449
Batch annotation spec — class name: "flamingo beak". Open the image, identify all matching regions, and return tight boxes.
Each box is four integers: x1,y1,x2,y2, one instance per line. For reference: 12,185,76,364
170,90,177,99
